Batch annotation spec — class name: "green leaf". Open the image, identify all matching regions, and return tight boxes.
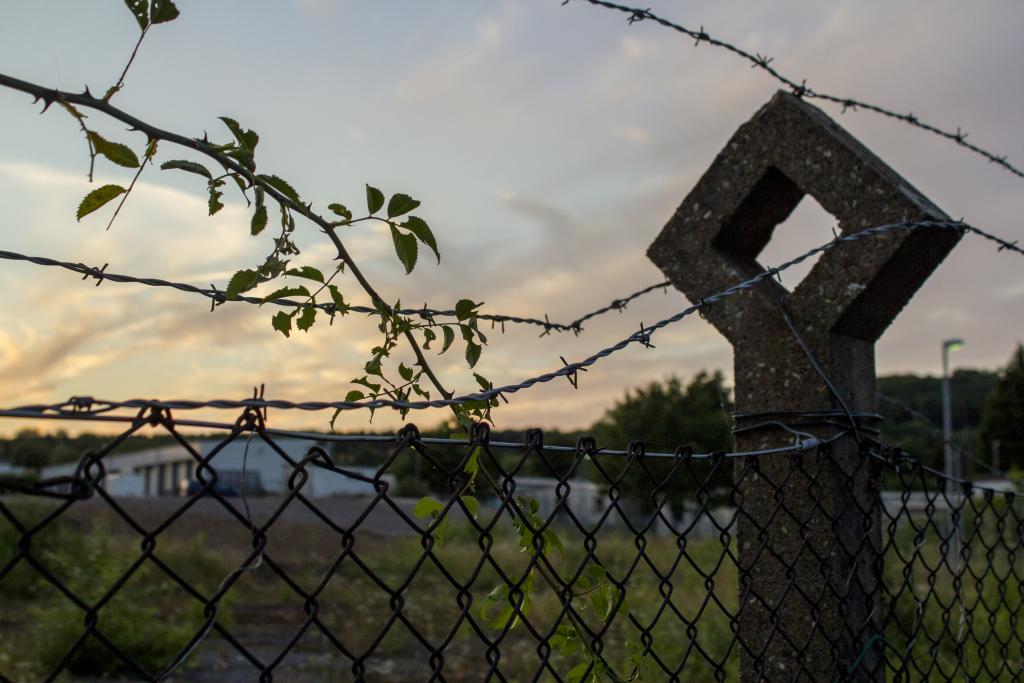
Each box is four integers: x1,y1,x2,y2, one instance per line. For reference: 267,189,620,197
352,377,382,393
285,266,325,283
422,328,437,349
365,184,385,214
345,390,364,402
460,495,479,519
271,310,293,337
123,0,149,29
464,447,481,478
257,174,301,204
390,226,418,274
251,204,268,236
160,159,212,179
465,341,482,368
296,306,316,332
401,216,439,263
260,286,310,303
327,285,350,316
414,497,444,519
440,326,456,354
76,184,126,221
207,181,224,215
398,363,414,382
566,661,594,683
87,132,140,168
455,299,482,321
386,193,420,219
219,116,259,152
328,203,352,221
365,357,383,377
150,0,179,23
225,269,259,298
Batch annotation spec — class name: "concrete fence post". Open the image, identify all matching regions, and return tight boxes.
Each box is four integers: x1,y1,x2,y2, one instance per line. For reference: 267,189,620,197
648,92,960,682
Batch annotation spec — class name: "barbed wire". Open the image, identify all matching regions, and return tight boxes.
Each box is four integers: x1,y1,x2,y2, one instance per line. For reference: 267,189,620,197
1,218,1020,343
567,0,1024,181
4,218,1020,415
0,249,671,336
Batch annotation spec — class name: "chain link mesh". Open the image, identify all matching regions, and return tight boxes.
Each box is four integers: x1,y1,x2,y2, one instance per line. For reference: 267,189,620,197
1,407,1020,682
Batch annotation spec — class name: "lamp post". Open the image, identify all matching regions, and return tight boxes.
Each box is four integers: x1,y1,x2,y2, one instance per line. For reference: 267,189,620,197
942,338,964,486
942,338,963,566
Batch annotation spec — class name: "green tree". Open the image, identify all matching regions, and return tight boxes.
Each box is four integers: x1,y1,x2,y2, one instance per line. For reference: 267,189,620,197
590,372,734,514
591,372,733,453
979,344,1024,470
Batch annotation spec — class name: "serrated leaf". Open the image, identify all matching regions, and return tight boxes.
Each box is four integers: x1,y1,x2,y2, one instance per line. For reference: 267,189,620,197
285,266,325,283
296,306,316,332
327,285,350,316
465,341,482,368
365,184,384,214
87,132,140,168
123,0,149,29
441,326,456,354
225,269,259,298
271,311,293,337
345,390,364,402
390,226,418,274
257,174,301,204
260,286,310,303
219,116,259,152
455,299,481,321
402,216,439,263
328,203,352,221
251,204,268,236
160,159,212,179
386,192,420,219
207,182,224,215
150,0,179,23
76,185,126,221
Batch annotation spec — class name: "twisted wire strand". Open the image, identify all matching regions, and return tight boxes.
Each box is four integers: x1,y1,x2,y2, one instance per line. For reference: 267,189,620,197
0,250,671,336
5,219,1020,414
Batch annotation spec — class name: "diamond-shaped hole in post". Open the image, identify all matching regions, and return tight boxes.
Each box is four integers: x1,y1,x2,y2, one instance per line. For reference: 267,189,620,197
756,192,837,291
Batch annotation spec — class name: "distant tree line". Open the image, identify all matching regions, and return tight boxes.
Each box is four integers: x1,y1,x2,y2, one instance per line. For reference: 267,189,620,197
3,345,1022,484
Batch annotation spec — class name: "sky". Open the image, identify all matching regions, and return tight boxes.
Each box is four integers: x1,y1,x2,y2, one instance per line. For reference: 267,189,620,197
0,1,1022,436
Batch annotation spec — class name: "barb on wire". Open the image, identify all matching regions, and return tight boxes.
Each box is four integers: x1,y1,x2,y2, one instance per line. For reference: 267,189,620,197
0,249,671,336
567,0,1024,181
3,219,1018,416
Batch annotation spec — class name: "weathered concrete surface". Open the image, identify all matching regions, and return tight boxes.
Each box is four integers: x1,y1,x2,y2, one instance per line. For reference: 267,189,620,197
648,92,958,682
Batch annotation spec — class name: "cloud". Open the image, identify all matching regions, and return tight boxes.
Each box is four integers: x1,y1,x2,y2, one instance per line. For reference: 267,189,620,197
613,125,651,144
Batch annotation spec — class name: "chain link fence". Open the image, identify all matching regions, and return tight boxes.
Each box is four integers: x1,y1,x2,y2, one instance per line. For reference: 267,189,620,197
1,405,1020,682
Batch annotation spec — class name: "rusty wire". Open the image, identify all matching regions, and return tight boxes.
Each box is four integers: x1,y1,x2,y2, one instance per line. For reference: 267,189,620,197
566,0,1024,181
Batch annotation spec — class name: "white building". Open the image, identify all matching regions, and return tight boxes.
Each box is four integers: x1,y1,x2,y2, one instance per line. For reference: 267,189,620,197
0,461,24,477
38,438,394,498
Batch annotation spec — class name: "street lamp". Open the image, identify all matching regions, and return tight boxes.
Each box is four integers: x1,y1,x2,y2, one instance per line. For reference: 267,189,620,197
942,338,964,486
942,338,964,568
